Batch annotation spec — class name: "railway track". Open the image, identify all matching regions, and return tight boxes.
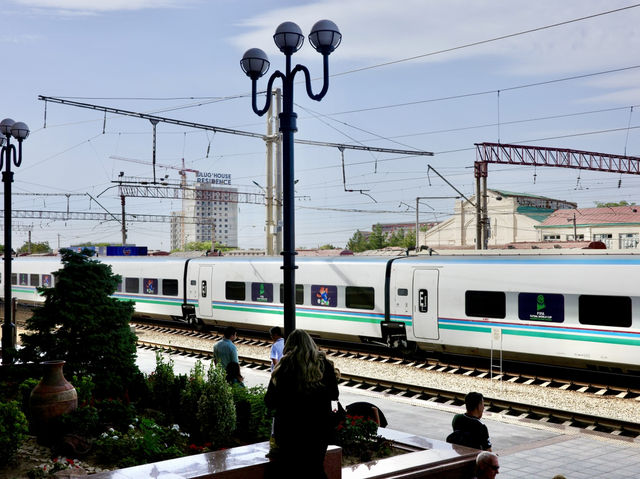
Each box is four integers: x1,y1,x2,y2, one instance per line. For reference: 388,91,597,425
136,338,640,440
130,320,640,400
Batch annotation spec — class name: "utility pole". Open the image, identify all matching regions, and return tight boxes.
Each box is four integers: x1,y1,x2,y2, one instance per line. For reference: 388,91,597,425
121,194,127,245
568,212,577,239
265,92,275,255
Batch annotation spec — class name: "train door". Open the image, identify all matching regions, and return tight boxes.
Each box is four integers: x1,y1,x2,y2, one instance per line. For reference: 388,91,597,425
198,266,213,318
412,269,439,339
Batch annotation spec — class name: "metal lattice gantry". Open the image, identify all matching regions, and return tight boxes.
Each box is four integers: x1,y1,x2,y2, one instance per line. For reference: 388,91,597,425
472,142,640,250
475,142,640,175
2,209,213,224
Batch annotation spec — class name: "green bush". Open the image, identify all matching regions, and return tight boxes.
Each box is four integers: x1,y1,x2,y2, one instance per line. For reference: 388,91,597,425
53,405,100,437
96,398,136,432
230,385,271,442
71,375,95,406
178,360,207,440
0,400,29,466
94,417,188,468
335,414,391,463
18,377,39,421
196,363,236,448
146,353,186,425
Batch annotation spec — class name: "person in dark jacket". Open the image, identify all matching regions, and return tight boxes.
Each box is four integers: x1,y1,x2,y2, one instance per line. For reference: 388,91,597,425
448,391,492,451
264,329,339,479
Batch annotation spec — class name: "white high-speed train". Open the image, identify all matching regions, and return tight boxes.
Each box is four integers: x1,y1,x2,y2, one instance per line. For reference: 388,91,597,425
4,253,640,373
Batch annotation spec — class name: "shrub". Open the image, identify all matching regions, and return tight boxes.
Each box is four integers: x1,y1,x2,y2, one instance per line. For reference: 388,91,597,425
71,375,95,406
94,417,188,468
146,353,186,425
335,414,392,463
196,363,236,448
0,400,29,466
18,377,40,420
178,360,207,440
52,405,100,437
230,385,271,442
95,398,137,432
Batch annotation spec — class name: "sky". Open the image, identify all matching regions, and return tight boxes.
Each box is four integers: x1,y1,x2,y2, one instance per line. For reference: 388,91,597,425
3,0,640,251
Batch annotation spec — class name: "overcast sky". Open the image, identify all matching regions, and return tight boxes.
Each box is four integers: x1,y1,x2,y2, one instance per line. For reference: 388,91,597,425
3,0,640,251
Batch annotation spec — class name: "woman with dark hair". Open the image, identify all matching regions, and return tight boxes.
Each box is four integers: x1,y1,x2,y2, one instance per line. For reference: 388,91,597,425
225,361,245,387
265,329,339,479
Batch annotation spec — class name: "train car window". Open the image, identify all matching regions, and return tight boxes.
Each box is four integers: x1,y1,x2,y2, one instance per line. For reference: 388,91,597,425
30,274,40,287
346,286,375,310
579,295,631,328
518,293,564,322
279,284,304,304
418,289,428,313
143,278,158,295
397,288,408,296
42,275,52,288
226,281,246,301
125,278,140,294
162,279,179,296
465,290,506,319
252,282,273,303
190,280,197,286
19,274,28,286
311,285,338,308
11,274,17,285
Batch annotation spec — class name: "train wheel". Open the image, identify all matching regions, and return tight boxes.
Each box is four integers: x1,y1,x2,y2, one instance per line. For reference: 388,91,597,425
187,314,203,331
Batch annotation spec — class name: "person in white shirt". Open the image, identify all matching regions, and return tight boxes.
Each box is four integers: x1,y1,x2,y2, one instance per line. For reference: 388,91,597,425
269,326,284,372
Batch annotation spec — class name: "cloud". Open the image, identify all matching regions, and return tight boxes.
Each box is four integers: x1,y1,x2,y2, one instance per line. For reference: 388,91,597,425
230,0,640,76
10,0,194,14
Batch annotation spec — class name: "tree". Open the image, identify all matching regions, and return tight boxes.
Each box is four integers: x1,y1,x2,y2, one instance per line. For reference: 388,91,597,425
318,244,338,250
17,241,52,254
346,230,368,252
368,224,388,250
594,200,636,207
19,249,140,398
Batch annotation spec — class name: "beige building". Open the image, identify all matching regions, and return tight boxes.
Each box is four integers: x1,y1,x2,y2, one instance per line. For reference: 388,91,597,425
420,190,576,249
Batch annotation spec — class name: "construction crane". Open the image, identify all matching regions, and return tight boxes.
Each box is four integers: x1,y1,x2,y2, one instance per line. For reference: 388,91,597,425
111,155,200,248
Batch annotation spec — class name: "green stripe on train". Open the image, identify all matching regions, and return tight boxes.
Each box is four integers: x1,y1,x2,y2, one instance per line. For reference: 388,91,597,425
440,324,640,346
213,304,412,326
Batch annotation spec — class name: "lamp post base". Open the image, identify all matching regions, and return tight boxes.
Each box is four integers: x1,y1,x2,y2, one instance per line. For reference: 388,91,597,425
2,321,17,364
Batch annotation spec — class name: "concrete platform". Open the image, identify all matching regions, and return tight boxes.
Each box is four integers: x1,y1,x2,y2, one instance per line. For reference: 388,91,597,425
136,348,640,478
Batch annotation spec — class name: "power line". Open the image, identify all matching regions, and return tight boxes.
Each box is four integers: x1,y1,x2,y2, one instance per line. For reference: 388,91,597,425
330,64,640,116
331,3,640,77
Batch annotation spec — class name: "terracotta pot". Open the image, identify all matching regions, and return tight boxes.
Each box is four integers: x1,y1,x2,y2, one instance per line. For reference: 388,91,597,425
30,360,78,442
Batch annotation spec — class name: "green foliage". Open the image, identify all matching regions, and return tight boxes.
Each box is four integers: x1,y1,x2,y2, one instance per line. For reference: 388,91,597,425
594,200,636,207
17,241,52,254
146,352,186,425
18,377,40,420
178,360,207,441
230,385,271,442
346,230,369,252
318,244,338,250
94,418,188,468
196,363,236,448
0,400,29,466
335,414,392,463
96,398,137,432
18,248,140,398
53,405,100,437
368,224,388,250
71,375,95,406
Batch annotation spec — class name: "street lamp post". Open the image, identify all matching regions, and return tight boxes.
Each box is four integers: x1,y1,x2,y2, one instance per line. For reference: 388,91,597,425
1,118,30,364
241,20,341,337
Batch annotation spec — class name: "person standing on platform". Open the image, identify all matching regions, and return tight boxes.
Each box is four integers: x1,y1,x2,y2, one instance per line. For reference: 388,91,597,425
474,451,500,478
265,329,339,479
448,391,492,451
213,326,238,370
269,326,284,372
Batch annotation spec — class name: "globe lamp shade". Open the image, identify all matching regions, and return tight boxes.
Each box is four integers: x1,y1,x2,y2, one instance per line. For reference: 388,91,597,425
241,48,270,80
273,21,304,54
309,20,341,55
